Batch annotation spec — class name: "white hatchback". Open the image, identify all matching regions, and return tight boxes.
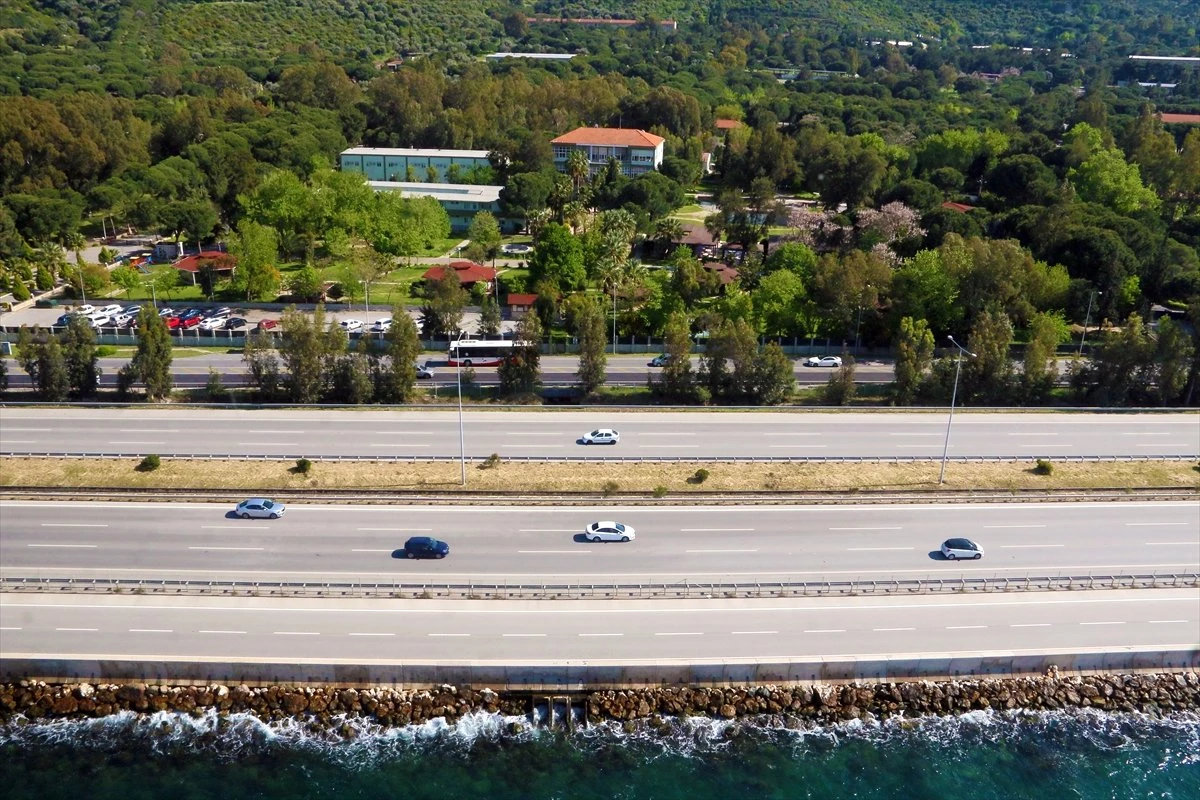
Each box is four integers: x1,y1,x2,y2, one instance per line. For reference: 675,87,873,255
581,429,620,445
371,318,392,332
339,319,364,332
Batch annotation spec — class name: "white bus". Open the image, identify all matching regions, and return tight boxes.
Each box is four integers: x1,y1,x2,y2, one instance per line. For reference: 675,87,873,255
447,338,514,366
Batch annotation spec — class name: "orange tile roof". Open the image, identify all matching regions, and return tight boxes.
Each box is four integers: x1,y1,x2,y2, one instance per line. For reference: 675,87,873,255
505,293,538,306
551,127,665,147
714,119,744,130
173,252,236,273
422,261,497,284
1159,113,1200,124
941,201,976,214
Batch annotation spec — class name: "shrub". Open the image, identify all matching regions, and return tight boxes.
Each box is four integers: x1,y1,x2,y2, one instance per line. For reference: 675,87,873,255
652,485,668,498
136,454,161,472
295,457,313,475
1034,459,1053,476
602,480,619,496
692,468,710,484
480,452,501,469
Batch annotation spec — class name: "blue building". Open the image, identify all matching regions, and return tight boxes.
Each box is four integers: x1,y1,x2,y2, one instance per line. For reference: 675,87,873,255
340,147,493,183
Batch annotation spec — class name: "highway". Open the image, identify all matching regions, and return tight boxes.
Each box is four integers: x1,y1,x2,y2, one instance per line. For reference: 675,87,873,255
1,591,1196,666
2,408,1197,459
2,501,1197,584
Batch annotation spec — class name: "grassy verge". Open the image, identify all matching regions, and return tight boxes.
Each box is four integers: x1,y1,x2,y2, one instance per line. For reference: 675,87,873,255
1,458,1195,494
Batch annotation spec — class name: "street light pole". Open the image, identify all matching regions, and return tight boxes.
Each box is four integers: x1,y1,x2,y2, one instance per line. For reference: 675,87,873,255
611,281,617,356
1078,289,1100,358
939,335,976,485
456,358,466,486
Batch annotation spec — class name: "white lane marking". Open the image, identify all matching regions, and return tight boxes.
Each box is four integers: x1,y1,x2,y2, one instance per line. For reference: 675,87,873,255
946,625,987,630
358,527,431,532
831,526,902,531
348,633,394,637
518,550,589,554
1149,620,1190,624
56,628,98,632
199,630,246,634
685,548,759,553
895,445,940,448
370,443,430,447
2,427,51,431
1127,522,1190,527
769,444,827,448
351,549,393,553
656,632,702,636
890,432,940,436
732,630,777,635
804,629,845,634
1011,623,1051,628
240,442,299,447
371,431,434,435
1123,432,1172,435
201,525,269,530
40,523,108,528
129,629,172,633
428,633,470,637
519,529,578,532
245,430,305,435
847,547,914,552
874,627,915,632
187,546,264,551
27,544,97,549
106,441,164,445
999,544,1065,549
681,528,754,532
578,633,623,637
1079,621,1125,626
502,633,546,638
119,429,179,433
0,627,22,631
984,525,1046,529
2,440,34,443
274,631,319,636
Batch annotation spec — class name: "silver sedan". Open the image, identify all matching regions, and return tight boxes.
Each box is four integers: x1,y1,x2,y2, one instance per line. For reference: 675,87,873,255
584,521,636,542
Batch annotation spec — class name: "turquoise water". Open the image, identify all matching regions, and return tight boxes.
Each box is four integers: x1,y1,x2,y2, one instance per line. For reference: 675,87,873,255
2,709,1197,799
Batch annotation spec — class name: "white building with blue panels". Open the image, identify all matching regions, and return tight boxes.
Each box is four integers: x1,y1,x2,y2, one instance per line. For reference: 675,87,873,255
340,147,493,183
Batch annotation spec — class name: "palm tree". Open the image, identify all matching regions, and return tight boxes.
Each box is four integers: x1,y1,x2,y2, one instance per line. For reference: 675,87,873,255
566,149,589,198
653,218,685,255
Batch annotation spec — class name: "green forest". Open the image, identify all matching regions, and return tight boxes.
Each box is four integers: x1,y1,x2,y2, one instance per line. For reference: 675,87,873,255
1,0,1199,406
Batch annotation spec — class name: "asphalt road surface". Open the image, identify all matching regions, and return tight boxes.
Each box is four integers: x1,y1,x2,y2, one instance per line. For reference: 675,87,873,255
2,590,1195,666
2,408,1196,459
2,501,1196,585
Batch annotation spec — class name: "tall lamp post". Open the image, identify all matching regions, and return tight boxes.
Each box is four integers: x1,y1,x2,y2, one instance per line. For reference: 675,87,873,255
1077,289,1101,358
939,335,977,485
456,356,466,486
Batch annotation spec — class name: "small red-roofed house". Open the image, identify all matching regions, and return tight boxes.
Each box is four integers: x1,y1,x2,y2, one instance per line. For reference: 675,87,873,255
505,293,538,319
1158,113,1200,125
421,260,498,290
172,251,237,285
941,201,976,214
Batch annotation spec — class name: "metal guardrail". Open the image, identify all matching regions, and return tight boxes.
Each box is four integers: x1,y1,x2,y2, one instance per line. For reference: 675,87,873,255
3,451,1197,463
2,573,1196,600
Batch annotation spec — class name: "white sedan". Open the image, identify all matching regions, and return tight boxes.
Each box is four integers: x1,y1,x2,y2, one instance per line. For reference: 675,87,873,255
585,521,636,542
371,318,392,332
198,316,227,330
804,355,843,368
581,429,620,445
235,498,286,519
339,319,364,332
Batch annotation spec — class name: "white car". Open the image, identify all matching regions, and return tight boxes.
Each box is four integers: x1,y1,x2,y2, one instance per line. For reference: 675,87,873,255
585,521,635,543
87,313,111,328
111,313,135,328
97,304,124,317
235,498,286,519
76,304,95,315
198,316,226,330
804,355,843,368
416,364,434,379
371,318,392,332
340,319,364,332
158,307,176,318
581,429,620,445
941,538,984,560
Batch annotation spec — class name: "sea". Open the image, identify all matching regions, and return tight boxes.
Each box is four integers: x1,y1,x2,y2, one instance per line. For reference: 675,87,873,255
1,708,1197,799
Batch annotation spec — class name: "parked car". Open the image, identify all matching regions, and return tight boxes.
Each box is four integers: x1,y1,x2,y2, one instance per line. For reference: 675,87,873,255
584,521,636,542
179,308,204,321
123,305,143,316
371,318,392,332
339,318,364,332
208,307,232,319
257,319,279,331
416,364,434,379
163,315,182,330
111,313,136,328
803,355,843,368
54,313,75,326
223,317,248,330
648,354,672,367
180,315,203,329
87,313,111,328
581,429,620,445
941,538,984,560
198,316,226,330
75,304,95,315
97,304,124,317
235,498,286,520
157,307,176,318
403,536,449,559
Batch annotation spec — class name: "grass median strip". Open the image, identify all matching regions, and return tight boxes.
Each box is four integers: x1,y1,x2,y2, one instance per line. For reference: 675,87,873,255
0,457,1196,493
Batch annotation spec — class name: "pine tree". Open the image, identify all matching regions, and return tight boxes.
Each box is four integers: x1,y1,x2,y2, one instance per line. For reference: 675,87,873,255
893,316,934,405
477,294,502,337
654,311,696,402
381,310,421,403
60,316,100,397
35,336,69,401
130,307,174,400
575,295,607,395
498,311,542,397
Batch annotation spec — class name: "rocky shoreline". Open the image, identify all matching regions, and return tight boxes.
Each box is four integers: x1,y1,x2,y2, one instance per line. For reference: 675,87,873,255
2,670,1197,730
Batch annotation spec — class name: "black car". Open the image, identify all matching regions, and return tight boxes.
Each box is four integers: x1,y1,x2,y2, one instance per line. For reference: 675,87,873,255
224,317,248,330
404,536,450,559
179,308,204,321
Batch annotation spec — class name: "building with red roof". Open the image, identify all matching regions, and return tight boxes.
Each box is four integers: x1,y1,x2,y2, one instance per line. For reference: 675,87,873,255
714,119,745,131
172,251,237,285
421,261,498,290
1158,113,1200,125
551,127,665,177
